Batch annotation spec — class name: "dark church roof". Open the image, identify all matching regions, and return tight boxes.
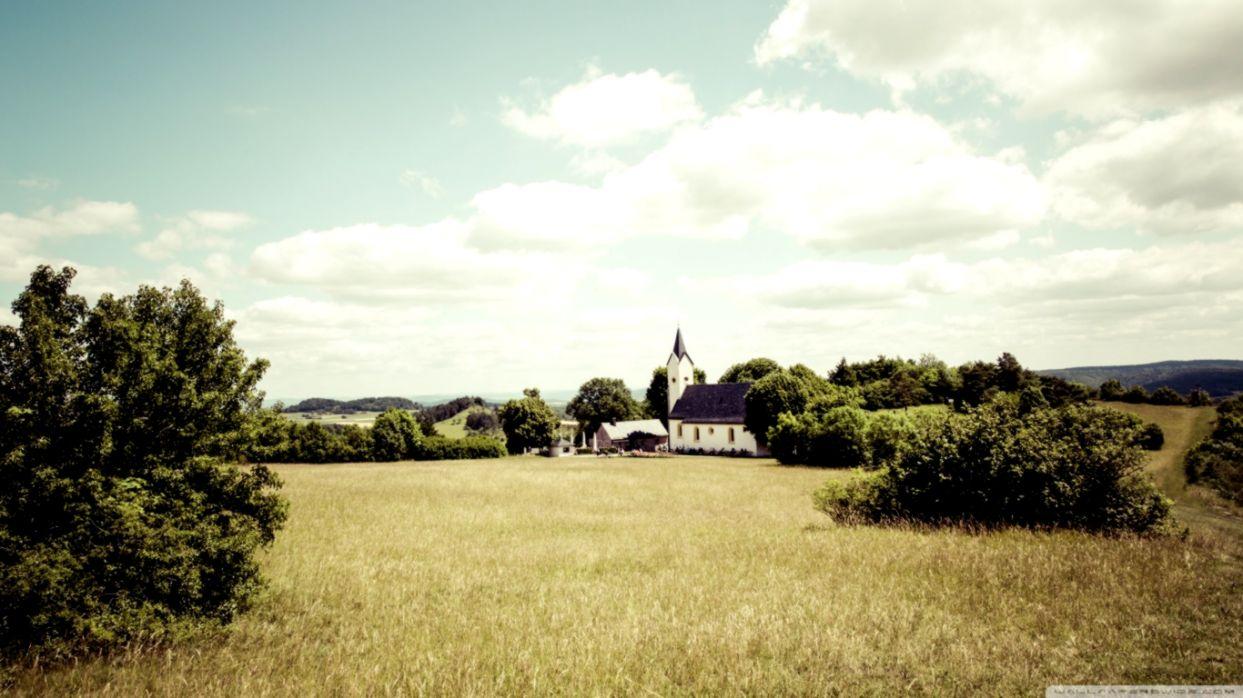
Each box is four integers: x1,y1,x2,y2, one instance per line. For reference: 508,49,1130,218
670,328,691,363
669,383,750,424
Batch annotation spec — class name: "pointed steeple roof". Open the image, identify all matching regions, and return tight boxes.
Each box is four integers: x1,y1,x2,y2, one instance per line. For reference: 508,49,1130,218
671,327,691,363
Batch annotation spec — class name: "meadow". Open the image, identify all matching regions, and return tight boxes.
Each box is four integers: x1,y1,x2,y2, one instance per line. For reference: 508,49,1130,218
10,406,1243,695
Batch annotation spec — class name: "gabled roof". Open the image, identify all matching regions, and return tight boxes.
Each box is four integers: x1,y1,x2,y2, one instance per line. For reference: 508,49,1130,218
670,328,692,363
669,383,750,424
598,419,669,439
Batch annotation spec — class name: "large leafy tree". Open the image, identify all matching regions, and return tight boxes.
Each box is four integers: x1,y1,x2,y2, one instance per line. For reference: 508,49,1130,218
497,388,559,454
719,357,781,384
0,266,287,660
371,408,423,461
567,377,640,437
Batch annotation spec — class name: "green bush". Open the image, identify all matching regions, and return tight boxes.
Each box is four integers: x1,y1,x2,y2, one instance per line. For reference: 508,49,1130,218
416,435,506,460
1149,387,1187,406
371,409,423,461
0,266,287,662
768,406,871,468
1137,422,1165,451
814,399,1172,534
1185,397,1243,505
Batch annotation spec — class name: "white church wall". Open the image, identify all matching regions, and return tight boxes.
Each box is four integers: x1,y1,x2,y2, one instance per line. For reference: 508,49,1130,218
668,419,762,455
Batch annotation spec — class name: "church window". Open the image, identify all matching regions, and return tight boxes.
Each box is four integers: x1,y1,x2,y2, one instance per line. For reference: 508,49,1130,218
677,424,683,437
708,427,714,435
694,427,700,441
728,428,735,444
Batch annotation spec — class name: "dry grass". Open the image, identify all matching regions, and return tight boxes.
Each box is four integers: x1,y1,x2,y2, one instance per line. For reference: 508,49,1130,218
11,450,1243,695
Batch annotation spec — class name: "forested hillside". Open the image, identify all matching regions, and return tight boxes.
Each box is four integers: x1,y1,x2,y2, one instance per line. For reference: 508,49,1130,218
1040,360,1243,397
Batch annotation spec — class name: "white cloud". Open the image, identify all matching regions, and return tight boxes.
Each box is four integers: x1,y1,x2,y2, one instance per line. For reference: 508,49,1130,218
1046,103,1243,235
0,200,139,239
0,200,140,281
248,221,576,302
755,0,1243,117
476,94,1044,251
502,66,703,147
399,169,445,198
136,210,253,261
16,176,59,190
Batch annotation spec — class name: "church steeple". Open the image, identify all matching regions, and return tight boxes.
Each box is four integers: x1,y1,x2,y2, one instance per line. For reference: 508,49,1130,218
666,328,695,416
671,327,691,363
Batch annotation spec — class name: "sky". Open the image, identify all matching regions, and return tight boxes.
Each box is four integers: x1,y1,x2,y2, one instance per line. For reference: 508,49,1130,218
3,0,1243,400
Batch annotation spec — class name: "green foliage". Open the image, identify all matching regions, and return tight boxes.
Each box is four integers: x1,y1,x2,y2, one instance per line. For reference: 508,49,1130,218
719,357,782,384
1136,422,1165,451
242,408,372,463
464,409,499,434
0,266,287,661
498,389,559,454
1098,379,1125,401
768,406,871,468
1121,385,1149,403
744,371,811,445
370,409,423,461
1188,388,1213,407
1185,396,1243,505
567,377,641,437
416,435,507,460
1148,386,1187,406
814,398,1172,534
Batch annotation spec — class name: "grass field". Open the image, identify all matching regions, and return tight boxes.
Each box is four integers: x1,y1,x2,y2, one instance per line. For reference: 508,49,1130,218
10,408,1243,695
282,411,383,427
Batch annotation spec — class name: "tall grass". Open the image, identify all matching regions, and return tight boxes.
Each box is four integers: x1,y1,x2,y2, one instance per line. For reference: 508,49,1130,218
10,452,1243,695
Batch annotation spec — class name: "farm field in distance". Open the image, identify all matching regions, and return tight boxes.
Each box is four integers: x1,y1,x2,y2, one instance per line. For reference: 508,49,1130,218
11,405,1243,695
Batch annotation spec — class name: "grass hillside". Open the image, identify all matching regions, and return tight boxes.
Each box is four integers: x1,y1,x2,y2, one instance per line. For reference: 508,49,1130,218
1103,401,1242,535
1041,359,1243,397
433,408,473,438
13,448,1243,694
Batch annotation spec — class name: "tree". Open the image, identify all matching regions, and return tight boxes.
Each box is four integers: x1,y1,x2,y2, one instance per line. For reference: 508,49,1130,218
567,377,640,437
719,357,781,384
1149,386,1187,406
465,409,499,433
371,408,423,461
743,369,812,446
1188,388,1213,407
1122,385,1149,403
829,357,859,386
1098,379,1125,401
0,266,287,660
995,352,1029,392
498,388,559,454
956,361,998,407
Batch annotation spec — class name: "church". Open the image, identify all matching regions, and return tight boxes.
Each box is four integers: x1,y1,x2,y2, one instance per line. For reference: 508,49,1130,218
665,329,767,456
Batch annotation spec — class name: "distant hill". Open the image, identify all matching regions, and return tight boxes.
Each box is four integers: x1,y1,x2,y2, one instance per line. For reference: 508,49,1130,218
1039,360,1243,397
283,396,419,413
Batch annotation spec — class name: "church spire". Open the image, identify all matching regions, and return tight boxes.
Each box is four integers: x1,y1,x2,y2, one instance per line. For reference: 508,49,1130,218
671,327,691,363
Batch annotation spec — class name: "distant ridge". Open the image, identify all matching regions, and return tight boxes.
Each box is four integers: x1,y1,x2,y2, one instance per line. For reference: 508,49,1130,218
1039,359,1243,397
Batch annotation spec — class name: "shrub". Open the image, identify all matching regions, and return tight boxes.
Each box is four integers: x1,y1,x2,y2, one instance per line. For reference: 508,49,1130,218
1188,388,1214,407
1137,422,1165,451
814,399,1172,534
0,266,287,662
1185,397,1243,505
1149,386,1187,406
1098,379,1125,401
371,409,423,461
1121,385,1149,403
416,435,506,461
768,406,871,468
